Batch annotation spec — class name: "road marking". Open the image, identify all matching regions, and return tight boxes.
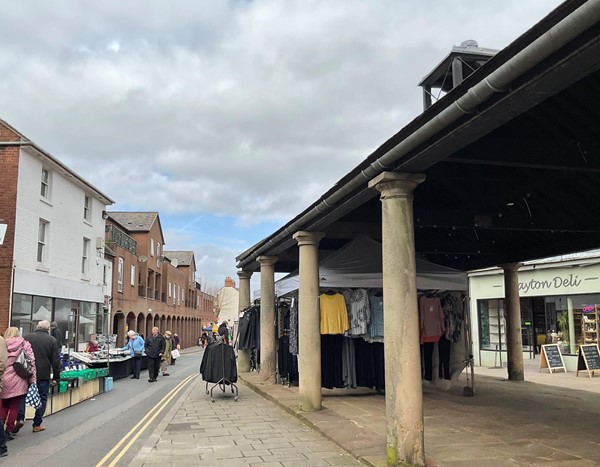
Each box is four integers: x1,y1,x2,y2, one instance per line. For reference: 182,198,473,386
95,374,197,467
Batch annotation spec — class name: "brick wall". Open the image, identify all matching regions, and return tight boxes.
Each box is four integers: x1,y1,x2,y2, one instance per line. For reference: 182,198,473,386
0,141,20,331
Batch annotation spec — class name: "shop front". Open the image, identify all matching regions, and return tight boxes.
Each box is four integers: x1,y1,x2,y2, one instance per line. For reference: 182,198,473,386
469,255,600,371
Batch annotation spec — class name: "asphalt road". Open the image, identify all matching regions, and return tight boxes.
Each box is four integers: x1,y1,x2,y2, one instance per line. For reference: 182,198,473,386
1,349,203,466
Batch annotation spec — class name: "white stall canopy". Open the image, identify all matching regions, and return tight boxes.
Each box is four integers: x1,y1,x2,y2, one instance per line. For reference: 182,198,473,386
255,236,468,298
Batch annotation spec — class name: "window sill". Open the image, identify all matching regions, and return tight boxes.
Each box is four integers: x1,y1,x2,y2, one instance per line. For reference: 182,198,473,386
83,220,93,227
81,275,91,282
36,265,50,273
40,197,53,207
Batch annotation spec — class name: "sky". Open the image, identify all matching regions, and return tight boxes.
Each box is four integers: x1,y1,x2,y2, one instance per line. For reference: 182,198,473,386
0,0,564,292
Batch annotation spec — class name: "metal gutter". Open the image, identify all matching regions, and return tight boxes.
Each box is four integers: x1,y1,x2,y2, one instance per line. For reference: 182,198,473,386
236,0,600,270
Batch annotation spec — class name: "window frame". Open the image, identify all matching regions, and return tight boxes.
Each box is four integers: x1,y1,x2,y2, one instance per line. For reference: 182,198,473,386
37,219,48,263
82,237,90,274
130,264,135,287
84,195,91,222
117,258,124,293
40,168,50,199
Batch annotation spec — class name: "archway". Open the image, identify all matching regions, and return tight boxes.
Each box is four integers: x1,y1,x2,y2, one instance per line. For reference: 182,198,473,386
113,311,125,346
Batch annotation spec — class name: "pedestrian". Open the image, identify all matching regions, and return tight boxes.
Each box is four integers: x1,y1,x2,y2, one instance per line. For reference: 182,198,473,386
161,331,172,376
1,327,36,440
0,333,8,457
218,321,229,344
171,333,180,365
16,320,60,433
50,322,61,348
144,327,164,383
121,331,144,379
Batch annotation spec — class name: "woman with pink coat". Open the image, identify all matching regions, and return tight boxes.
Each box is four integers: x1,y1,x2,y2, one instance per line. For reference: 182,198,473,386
0,327,36,439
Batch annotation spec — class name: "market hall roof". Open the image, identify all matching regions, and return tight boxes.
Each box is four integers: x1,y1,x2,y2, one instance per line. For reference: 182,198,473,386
237,0,600,274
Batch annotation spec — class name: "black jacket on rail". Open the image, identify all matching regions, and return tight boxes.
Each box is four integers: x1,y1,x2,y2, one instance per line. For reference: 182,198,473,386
200,342,238,383
237,305,260,350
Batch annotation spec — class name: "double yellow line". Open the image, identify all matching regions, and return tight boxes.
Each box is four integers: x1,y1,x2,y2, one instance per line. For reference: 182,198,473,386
96,374,197,467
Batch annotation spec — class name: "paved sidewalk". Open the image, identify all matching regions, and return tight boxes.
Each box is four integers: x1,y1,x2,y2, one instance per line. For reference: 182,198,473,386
132,349,600,466
130,373,361,466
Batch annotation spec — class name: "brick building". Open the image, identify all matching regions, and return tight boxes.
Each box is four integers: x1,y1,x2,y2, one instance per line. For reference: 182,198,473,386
106,212,204,348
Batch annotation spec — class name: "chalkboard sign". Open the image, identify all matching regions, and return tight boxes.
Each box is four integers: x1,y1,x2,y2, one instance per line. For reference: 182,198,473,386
539,344,566,373
577,344,600,378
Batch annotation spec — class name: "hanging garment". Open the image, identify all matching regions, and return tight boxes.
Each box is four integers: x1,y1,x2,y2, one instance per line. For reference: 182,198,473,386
289,293,299,355
438,335,452,380
199,342,238,383
422,341,435,381
321,334,344,389
367,293,384,342
342,289,371,336
442,294,464,342
342,336,357,389
419,296,445,343
319,293,349,335
238,305,260,350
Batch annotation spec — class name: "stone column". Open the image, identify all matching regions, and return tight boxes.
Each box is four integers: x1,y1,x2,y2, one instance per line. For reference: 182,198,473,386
257,255,278,383
293,231,324,412
503,263,524,381
237,270,253,373
369,172,426,467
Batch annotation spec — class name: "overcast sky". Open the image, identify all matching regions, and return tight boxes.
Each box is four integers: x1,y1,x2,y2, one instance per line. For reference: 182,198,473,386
0,0,563,291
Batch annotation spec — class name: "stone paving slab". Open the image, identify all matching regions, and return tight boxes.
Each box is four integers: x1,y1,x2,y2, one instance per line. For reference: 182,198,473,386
130,375,362,467
131,350,600,466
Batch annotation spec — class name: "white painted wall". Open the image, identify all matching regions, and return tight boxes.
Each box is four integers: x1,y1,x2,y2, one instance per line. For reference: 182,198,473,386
12,147,109,302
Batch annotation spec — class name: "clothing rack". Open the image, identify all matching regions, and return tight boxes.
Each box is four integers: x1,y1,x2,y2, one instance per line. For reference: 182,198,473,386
199,336,239,402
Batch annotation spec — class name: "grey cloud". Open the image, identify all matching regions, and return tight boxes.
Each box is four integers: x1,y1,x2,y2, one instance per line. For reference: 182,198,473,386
1,0,562,224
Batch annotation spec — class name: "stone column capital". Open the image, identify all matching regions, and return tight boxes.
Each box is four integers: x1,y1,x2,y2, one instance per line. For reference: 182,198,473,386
257,255,278,268
501,262,522,273
237,270,253,281
293,231,325,247
368,172,426,199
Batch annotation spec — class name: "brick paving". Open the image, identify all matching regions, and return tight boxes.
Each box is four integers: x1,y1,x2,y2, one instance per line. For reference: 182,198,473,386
130,376,361,467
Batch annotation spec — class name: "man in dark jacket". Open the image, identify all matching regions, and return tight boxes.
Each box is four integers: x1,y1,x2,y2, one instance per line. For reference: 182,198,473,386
145,327,165,382
15,320,61,433
50,321,62,348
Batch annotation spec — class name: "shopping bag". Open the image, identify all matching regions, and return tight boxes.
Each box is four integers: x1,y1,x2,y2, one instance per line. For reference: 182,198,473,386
171,349,180,359
26,383,42,409
13,346,34,379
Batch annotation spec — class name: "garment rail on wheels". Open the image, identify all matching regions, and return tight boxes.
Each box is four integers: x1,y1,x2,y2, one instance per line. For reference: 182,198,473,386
199,336,239,402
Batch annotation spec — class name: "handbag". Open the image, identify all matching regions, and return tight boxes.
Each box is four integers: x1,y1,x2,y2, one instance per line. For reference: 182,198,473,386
13,346,34,379
171,348,180,359
134,350,143,357
25,383,42,409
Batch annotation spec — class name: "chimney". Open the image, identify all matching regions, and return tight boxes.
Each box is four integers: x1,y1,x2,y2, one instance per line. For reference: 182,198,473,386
419,40,498,110
224,276,236,288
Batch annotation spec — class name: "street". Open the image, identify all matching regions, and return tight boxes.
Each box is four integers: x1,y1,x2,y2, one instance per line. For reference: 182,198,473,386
0,351,203,466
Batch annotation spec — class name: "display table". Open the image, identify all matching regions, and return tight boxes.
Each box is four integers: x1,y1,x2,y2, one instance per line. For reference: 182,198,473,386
71,351,132,380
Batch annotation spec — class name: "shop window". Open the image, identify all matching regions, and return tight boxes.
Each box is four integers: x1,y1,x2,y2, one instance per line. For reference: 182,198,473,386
10,294,33,335
54,298,72,349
